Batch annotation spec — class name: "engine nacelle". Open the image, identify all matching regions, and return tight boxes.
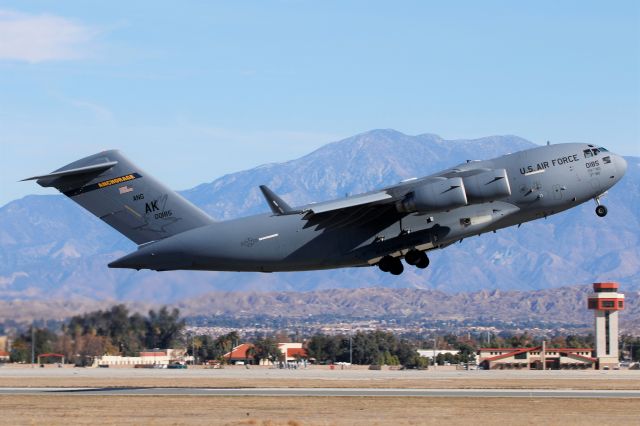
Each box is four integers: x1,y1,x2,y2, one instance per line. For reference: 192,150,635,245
462,169,511,203
396,177,468,213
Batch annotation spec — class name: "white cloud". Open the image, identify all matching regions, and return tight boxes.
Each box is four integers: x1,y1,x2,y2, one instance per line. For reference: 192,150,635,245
0,10,96,63
68,98,113,121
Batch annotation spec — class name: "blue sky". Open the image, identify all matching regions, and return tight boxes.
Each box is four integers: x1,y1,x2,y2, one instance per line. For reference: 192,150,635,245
1,1,639,205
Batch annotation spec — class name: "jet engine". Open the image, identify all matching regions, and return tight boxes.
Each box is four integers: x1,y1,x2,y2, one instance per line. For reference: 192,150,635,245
462,169,511,203
396,177,468,213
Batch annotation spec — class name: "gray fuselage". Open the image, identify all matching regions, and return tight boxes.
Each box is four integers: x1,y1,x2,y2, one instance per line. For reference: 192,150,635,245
109,143,627,273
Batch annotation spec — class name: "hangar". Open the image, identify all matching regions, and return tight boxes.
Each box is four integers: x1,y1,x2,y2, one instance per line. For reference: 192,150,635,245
478,346,596,370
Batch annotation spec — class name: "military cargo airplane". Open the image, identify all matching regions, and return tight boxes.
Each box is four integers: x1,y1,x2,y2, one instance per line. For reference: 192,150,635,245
24,143,626,275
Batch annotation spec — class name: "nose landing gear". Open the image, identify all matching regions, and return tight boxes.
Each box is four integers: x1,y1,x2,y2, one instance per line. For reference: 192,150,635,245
594,195,608,217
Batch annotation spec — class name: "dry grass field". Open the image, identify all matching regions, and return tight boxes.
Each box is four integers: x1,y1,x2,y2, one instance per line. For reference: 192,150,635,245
1,367,639,425
1,395,639,426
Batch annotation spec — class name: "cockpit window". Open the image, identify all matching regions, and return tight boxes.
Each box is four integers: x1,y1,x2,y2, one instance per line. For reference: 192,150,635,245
599,147,608,152
583,148,603,158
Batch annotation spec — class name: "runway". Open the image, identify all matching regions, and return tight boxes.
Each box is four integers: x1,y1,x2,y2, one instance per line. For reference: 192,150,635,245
1,387,639,398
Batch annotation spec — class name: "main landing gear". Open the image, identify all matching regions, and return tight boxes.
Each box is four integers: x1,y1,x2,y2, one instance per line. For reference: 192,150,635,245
404,249,429,269
594,196,608,217
378,255,404,275
378,250,430,275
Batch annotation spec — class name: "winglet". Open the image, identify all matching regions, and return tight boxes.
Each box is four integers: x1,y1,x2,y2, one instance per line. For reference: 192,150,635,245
259,185,299,215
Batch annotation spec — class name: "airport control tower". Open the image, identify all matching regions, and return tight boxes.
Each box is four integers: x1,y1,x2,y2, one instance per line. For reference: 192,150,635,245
587,282,625,369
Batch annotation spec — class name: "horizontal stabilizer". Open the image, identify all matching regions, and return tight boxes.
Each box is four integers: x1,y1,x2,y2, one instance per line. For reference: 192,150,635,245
259,185,300,215
21,161,118,184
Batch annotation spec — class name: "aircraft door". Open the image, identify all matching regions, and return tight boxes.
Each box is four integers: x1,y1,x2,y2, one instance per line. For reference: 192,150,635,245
589,177,603,193
552,184,563,200
586,166,603,193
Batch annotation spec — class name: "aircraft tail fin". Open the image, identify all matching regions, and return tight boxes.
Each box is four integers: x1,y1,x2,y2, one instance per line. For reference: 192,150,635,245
23,150,214,245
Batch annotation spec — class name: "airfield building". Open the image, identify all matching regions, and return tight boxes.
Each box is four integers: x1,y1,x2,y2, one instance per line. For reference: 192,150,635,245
223,343,254,364
478,346,596,370
95,348,190,367
588,282,625,369
223,342,308,365
480,282,625,370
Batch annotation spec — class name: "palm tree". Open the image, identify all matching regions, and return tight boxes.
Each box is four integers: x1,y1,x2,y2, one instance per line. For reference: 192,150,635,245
245,345,256,365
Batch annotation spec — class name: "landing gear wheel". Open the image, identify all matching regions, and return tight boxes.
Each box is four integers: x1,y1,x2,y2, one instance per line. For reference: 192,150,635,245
378,256,393,272
379,256,405,275
404,249,422,266
595,205,608,217
415,253,430,269
389,258,404,275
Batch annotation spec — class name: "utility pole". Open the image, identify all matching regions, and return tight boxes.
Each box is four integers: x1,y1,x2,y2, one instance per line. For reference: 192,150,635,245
31,322,35,367
433,336,437,368
191,332,195,366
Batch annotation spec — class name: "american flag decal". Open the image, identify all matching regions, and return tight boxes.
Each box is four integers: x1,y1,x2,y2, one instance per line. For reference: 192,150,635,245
119,185,134,194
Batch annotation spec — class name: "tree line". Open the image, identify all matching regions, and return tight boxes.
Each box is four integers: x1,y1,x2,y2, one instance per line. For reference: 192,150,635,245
306,330,428,367
10,305,184,364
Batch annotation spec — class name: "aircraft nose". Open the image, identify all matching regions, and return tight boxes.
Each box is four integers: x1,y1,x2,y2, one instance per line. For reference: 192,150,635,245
615,154,627,178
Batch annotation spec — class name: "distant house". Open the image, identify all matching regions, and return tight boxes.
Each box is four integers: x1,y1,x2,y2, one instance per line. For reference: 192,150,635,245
223,343,255,364
478,346,595,370
0,350,9,362
223,342,308,365
279,343,308,363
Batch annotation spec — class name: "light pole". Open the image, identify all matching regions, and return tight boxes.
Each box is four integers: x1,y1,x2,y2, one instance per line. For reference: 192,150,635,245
190,332,196,366
433,337,438,369
31,323,35,367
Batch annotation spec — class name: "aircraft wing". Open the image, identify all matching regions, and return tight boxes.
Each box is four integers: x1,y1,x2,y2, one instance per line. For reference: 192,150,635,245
260,163,510,228
298,173,463,218
302,191,393,218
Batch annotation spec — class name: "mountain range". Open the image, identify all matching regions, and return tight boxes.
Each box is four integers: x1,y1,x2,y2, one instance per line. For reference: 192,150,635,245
174,286,640,332
1,129,638,305
1,286,638,333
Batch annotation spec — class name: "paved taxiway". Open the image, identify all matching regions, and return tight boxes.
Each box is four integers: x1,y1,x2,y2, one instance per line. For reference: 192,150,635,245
3,365,639,380
2,387,640,398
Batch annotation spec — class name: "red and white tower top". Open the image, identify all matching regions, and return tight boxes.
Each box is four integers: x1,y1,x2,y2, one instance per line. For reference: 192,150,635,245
588,282,625,311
